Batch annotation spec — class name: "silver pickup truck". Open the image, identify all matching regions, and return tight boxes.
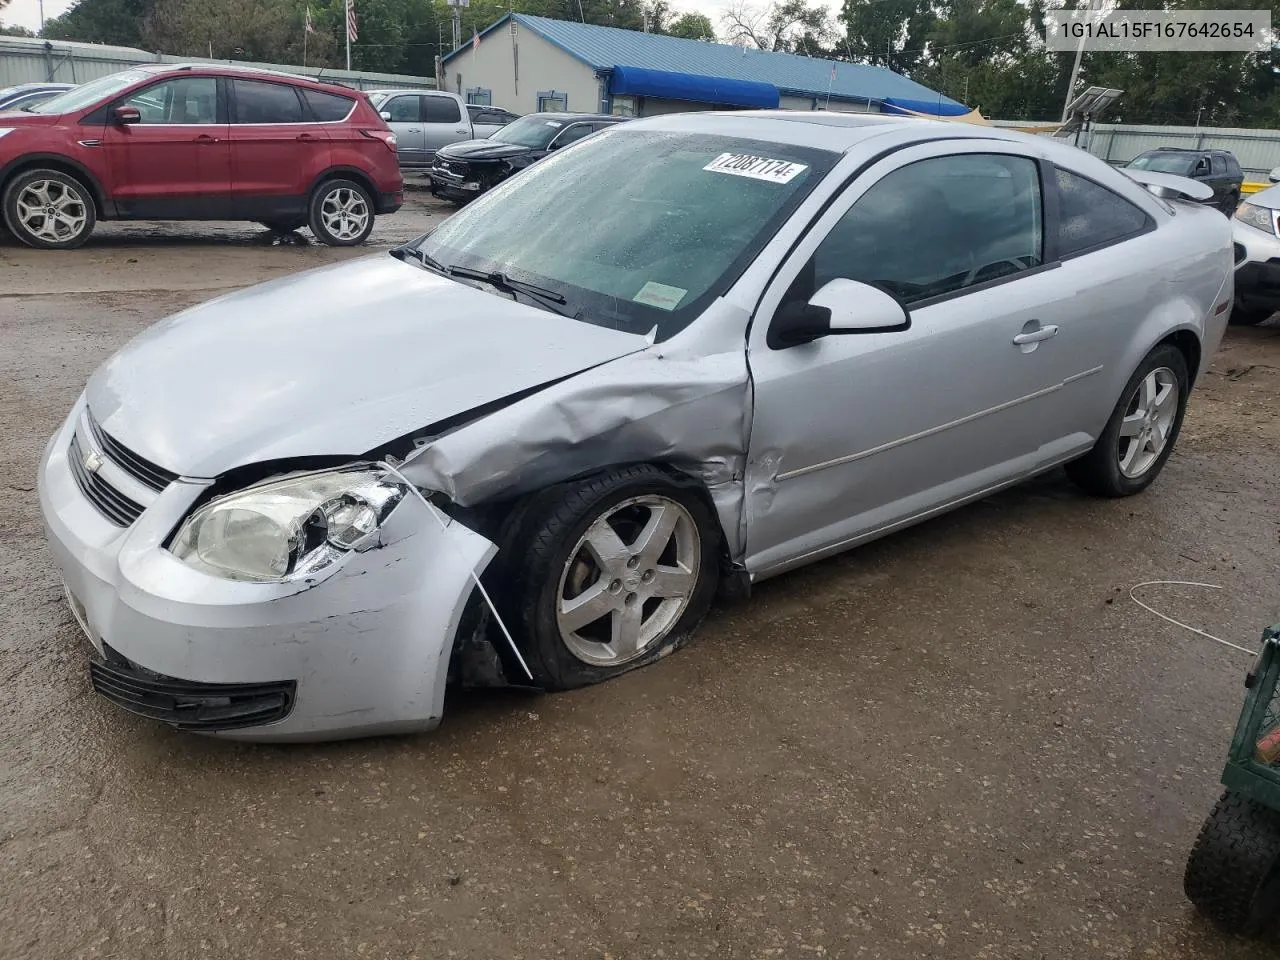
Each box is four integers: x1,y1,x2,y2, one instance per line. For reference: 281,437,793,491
366,89,516,167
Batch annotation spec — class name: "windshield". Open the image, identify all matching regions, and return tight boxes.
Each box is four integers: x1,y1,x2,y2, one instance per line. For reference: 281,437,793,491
1127,153,1195,175
491,115,568,149
416,129,837,338
29,70,149,115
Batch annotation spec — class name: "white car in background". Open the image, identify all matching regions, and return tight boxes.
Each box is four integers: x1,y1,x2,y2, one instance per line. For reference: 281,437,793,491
1229,170,1280,326
39,111,1232,742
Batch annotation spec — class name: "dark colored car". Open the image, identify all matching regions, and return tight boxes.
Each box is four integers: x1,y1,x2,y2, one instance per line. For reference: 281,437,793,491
430,112,626,202
1125,147,1244,215
0,82,76,112
0,64,403,249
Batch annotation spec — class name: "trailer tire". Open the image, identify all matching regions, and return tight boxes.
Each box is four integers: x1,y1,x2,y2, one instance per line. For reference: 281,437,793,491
1184,790,1280,936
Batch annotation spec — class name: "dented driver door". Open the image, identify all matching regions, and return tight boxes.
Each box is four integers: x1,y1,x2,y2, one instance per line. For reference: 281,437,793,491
742,143,1081,580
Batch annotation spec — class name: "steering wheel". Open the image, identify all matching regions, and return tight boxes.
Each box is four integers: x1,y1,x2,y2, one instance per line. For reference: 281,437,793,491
963,257,1030,287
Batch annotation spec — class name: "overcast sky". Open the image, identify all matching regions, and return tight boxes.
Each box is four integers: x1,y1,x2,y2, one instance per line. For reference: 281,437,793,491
2,0,846,41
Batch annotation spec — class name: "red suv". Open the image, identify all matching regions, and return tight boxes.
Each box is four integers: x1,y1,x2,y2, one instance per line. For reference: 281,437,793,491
0,64,403,249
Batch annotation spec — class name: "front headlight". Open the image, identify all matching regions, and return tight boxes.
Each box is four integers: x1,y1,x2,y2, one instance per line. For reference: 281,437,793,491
170,466,408,582
1235,201,1277,236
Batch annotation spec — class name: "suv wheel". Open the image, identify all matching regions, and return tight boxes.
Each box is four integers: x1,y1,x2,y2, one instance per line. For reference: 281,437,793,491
308,179,375,246
2,168,96,249
1221,191,1240,215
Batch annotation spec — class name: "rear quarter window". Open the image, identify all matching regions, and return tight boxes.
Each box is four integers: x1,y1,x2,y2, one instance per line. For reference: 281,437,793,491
1054,167,1152,259
303,89,355,122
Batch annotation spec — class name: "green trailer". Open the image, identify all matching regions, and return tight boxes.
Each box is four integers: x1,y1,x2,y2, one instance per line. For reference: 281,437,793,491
1185,624,1280,936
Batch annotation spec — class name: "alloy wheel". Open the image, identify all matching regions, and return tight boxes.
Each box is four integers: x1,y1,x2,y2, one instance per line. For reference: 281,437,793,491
555,495,701,667
15,178,88,244
319,187,370,242
1118,366,1179,478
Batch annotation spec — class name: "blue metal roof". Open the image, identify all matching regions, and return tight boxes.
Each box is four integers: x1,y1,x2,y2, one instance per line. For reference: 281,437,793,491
447,14,963,110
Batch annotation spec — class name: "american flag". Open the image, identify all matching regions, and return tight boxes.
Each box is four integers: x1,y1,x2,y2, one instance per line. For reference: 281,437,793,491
472,26,480,52
304,6,314,34
345,0,358,43
829,63,837,82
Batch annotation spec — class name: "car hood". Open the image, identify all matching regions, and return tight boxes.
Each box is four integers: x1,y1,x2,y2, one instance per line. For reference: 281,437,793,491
85,256,645,478
438,139,534,161
1246,183,1280,210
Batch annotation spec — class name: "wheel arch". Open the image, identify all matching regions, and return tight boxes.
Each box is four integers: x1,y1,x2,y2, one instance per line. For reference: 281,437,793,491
308,165,378,202
1161,328,1203,388
0,153,109,218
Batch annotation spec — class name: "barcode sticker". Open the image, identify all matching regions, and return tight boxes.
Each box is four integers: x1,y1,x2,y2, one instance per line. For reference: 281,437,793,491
703,153,808,184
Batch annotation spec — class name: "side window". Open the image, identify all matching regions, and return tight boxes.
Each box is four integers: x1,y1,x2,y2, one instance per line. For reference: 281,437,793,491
383,95,420,123
1211,154,1226,175
1193,155,1211,176
807,153,1043,306
1054,167,1150,259
122,77,218,124
552,123,594,148
421,95,462,123
232,79,303,124
302,88,354,122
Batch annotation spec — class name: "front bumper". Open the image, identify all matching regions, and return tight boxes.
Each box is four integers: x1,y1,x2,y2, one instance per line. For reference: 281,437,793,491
1233,218,1280,307
38,397,497,742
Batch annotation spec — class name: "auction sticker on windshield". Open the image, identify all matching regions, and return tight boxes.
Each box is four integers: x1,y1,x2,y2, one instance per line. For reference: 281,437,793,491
634,280,687,310
703,153,808,184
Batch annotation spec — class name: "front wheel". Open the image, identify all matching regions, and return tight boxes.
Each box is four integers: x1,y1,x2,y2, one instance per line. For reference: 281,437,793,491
2,168,96,249
1185,791,1280,936
1220,191,1241,215
504,465,721,691
308,179,375,246
1065,343,1189,497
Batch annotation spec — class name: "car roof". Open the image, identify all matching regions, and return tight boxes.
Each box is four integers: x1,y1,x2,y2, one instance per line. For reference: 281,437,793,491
132,62,361,96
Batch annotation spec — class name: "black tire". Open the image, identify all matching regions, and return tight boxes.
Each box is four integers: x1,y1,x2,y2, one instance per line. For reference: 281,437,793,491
1231,303,1274,326
1185,791,1280,936
2,167,96,250
500,464,721,691
258,219,306,233
1065,343,1189,497
1221,191,1241,215
307,178,375,247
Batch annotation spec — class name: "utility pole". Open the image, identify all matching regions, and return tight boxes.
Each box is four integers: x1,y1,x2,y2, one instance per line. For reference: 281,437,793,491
1062,0,1102,122
38,0,45,32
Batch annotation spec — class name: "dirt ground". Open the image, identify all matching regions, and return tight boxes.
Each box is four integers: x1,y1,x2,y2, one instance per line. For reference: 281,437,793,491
2,188,1279,960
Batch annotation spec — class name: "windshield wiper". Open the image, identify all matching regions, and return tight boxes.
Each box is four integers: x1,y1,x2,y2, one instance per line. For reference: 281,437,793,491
391,245,448,275
447,266,567,305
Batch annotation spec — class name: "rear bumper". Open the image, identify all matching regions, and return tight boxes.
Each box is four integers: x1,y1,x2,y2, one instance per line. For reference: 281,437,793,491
376,190,403,214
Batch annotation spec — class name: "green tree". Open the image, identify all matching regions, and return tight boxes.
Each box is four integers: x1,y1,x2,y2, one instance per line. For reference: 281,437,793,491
42,0,149,46
667,11,713,40
839,0,933,73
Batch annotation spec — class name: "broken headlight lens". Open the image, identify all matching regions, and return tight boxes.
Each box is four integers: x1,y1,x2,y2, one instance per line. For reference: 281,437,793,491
170,466,408,582
1235,202,1277,236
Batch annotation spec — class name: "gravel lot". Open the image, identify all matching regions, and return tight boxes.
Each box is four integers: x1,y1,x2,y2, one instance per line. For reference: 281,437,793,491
2,189,1279,959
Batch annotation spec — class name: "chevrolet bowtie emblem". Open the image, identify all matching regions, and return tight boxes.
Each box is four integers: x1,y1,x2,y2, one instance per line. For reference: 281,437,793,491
83,450,104,474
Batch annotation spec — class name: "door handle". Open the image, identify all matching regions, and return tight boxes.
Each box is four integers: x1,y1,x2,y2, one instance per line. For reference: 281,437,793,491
296,132,315,141
407,128,421,133
1012,324,1059,345
456,129,468,134
193,133,220,144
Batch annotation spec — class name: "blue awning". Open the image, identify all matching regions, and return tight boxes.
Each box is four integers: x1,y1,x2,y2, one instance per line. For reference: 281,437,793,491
609,65,780,109
880,97,971,118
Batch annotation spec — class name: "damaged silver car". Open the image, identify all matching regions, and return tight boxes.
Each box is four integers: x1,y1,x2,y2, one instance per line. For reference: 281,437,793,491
39,111,1234,741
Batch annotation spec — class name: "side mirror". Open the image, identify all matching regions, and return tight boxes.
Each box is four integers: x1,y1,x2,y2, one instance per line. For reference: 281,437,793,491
1269,166,1280,183
767,278,909,349
113,105,141,125
379,110,392,121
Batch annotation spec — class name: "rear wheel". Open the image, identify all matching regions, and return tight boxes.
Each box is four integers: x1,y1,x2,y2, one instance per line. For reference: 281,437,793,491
2,168,96,249
1065,343,1189,497
1185,791,1280,936
307,179,375,246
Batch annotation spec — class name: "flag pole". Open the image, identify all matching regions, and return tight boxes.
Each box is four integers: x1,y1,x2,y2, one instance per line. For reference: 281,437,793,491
345,0,352,70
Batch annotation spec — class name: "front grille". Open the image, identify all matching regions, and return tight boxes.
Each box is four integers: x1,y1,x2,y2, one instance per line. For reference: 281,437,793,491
86,411,176,491
68,430,144,526
90,645,296,731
